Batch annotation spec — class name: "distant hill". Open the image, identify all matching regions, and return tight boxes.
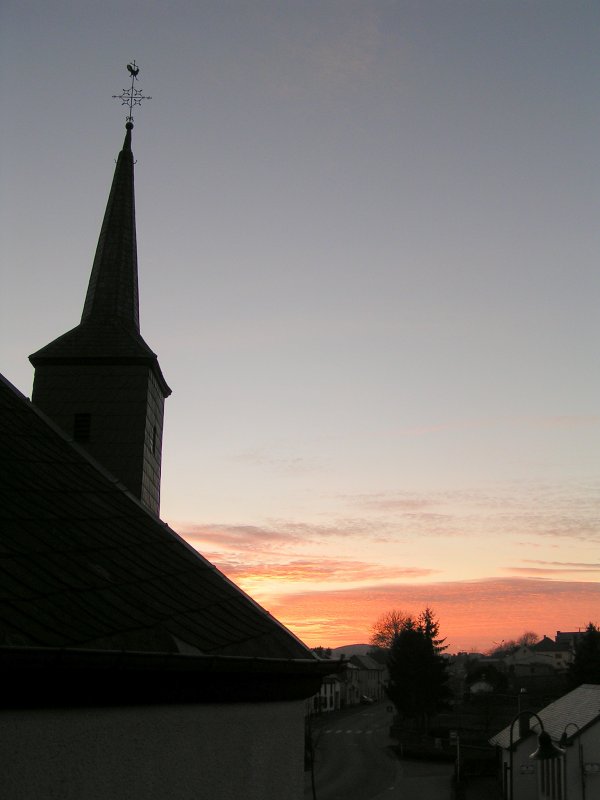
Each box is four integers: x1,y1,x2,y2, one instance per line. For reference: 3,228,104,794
331,643,373,658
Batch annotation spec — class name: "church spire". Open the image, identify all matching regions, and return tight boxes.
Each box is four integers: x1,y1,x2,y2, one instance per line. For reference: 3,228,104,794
81,122,139,329
81,61,152,328
30,65,169,516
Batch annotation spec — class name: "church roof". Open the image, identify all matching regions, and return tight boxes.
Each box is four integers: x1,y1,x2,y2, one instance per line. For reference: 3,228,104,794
28,125,170,396
0,373,313,662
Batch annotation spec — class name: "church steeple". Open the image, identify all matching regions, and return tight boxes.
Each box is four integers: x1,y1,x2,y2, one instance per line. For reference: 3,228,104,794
30,67,170,516
81,123,140,329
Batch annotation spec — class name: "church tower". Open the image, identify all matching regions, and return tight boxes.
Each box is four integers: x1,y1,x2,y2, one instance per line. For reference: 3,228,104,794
30,67,170,516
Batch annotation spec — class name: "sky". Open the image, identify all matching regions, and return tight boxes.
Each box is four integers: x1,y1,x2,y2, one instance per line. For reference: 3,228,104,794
1,1,599,654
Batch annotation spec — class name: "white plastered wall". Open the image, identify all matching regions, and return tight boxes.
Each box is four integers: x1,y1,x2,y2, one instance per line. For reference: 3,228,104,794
1,700,305,800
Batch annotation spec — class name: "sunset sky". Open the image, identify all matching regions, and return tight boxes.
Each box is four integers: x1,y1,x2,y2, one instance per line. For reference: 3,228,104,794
2,1,599,653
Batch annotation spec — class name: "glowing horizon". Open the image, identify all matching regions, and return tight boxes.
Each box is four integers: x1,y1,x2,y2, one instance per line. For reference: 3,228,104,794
172,482,600,654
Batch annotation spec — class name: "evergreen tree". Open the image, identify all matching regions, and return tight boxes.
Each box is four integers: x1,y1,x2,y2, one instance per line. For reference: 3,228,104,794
569,623,600,687
418,607,448,654
385,608,450,728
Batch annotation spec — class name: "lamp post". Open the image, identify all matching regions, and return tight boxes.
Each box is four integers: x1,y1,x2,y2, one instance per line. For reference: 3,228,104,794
559,722,584,800
508,710,565,800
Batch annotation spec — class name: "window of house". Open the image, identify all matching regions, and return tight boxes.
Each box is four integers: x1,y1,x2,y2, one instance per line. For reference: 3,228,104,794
73,413,91,442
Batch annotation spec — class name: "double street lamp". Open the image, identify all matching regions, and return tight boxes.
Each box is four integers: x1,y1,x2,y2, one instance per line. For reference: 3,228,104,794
508,710,564,800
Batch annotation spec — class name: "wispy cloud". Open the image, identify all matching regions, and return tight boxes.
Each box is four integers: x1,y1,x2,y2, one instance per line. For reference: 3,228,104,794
392,415,600,438
218,559,435,585
178,518,402,553
536,415,600,429
337,482,600,542
180,523,304,553
177,522,434,589
233,448,326,476
505,559,600,576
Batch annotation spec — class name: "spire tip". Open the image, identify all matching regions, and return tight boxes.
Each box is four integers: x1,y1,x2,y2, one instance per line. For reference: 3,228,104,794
112,61,151,128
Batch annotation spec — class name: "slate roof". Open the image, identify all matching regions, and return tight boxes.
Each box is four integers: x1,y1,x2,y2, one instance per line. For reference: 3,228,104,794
490,684,600,749
81,124,139,329
0,373,314,661
29,317,159,363
350,654,385,671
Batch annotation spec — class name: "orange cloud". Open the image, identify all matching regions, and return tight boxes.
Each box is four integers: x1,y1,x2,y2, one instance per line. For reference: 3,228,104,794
262,577,600,653
219,559,436,584
179,523,304,552
504,560,600,576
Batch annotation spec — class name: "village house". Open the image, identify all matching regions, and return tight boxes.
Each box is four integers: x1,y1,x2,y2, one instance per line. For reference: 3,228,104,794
504,635,574,675
350,654,387,702
490,684,600,800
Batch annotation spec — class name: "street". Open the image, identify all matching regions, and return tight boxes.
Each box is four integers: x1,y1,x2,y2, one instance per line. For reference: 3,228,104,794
304,702,453,800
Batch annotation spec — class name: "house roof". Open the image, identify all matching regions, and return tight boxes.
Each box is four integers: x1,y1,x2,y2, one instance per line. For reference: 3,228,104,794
533,636,564,653
350,654,385,671
490,684,600,749
0,373,316,665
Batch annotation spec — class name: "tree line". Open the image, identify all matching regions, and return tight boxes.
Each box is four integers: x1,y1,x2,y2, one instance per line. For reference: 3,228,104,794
369,611,600,728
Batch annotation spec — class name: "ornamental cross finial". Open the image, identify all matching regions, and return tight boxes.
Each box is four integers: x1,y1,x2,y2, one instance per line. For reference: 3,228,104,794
112,61,152,126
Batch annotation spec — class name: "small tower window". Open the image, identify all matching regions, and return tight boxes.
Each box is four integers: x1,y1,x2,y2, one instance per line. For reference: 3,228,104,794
151,424,157,455
73,413,91,442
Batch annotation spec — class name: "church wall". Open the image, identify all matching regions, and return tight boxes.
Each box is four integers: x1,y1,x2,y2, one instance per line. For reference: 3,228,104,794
1,699,306,800
141,368,165,515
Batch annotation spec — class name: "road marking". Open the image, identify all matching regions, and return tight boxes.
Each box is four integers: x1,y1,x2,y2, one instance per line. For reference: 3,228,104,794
323,729,375,735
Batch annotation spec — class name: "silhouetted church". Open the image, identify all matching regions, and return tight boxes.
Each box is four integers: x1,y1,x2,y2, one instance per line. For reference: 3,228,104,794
1,107,330,798
29,121,169,517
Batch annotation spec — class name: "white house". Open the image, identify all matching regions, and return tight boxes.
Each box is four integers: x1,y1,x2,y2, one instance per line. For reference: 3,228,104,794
504,636,574,675
490,684,600,800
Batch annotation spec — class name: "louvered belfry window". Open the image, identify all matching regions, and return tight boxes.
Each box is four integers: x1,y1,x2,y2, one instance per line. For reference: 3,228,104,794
73,413,91,442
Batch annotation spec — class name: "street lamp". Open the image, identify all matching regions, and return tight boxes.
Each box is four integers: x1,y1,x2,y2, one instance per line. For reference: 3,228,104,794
508,710,564,800
559,722,585,800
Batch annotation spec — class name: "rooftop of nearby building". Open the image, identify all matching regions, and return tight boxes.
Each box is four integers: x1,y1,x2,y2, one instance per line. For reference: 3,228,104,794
350,654,386,671
490,684,600,749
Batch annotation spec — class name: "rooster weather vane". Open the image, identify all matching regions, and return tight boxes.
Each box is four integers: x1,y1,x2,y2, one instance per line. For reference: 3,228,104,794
112,61,151,126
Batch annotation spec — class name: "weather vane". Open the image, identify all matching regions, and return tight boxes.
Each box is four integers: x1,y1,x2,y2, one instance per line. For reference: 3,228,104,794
112,61,152,126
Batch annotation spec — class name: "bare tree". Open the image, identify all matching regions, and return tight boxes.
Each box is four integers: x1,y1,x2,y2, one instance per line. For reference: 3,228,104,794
518,631,539,647
370,609,413,650
487,631,539,657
